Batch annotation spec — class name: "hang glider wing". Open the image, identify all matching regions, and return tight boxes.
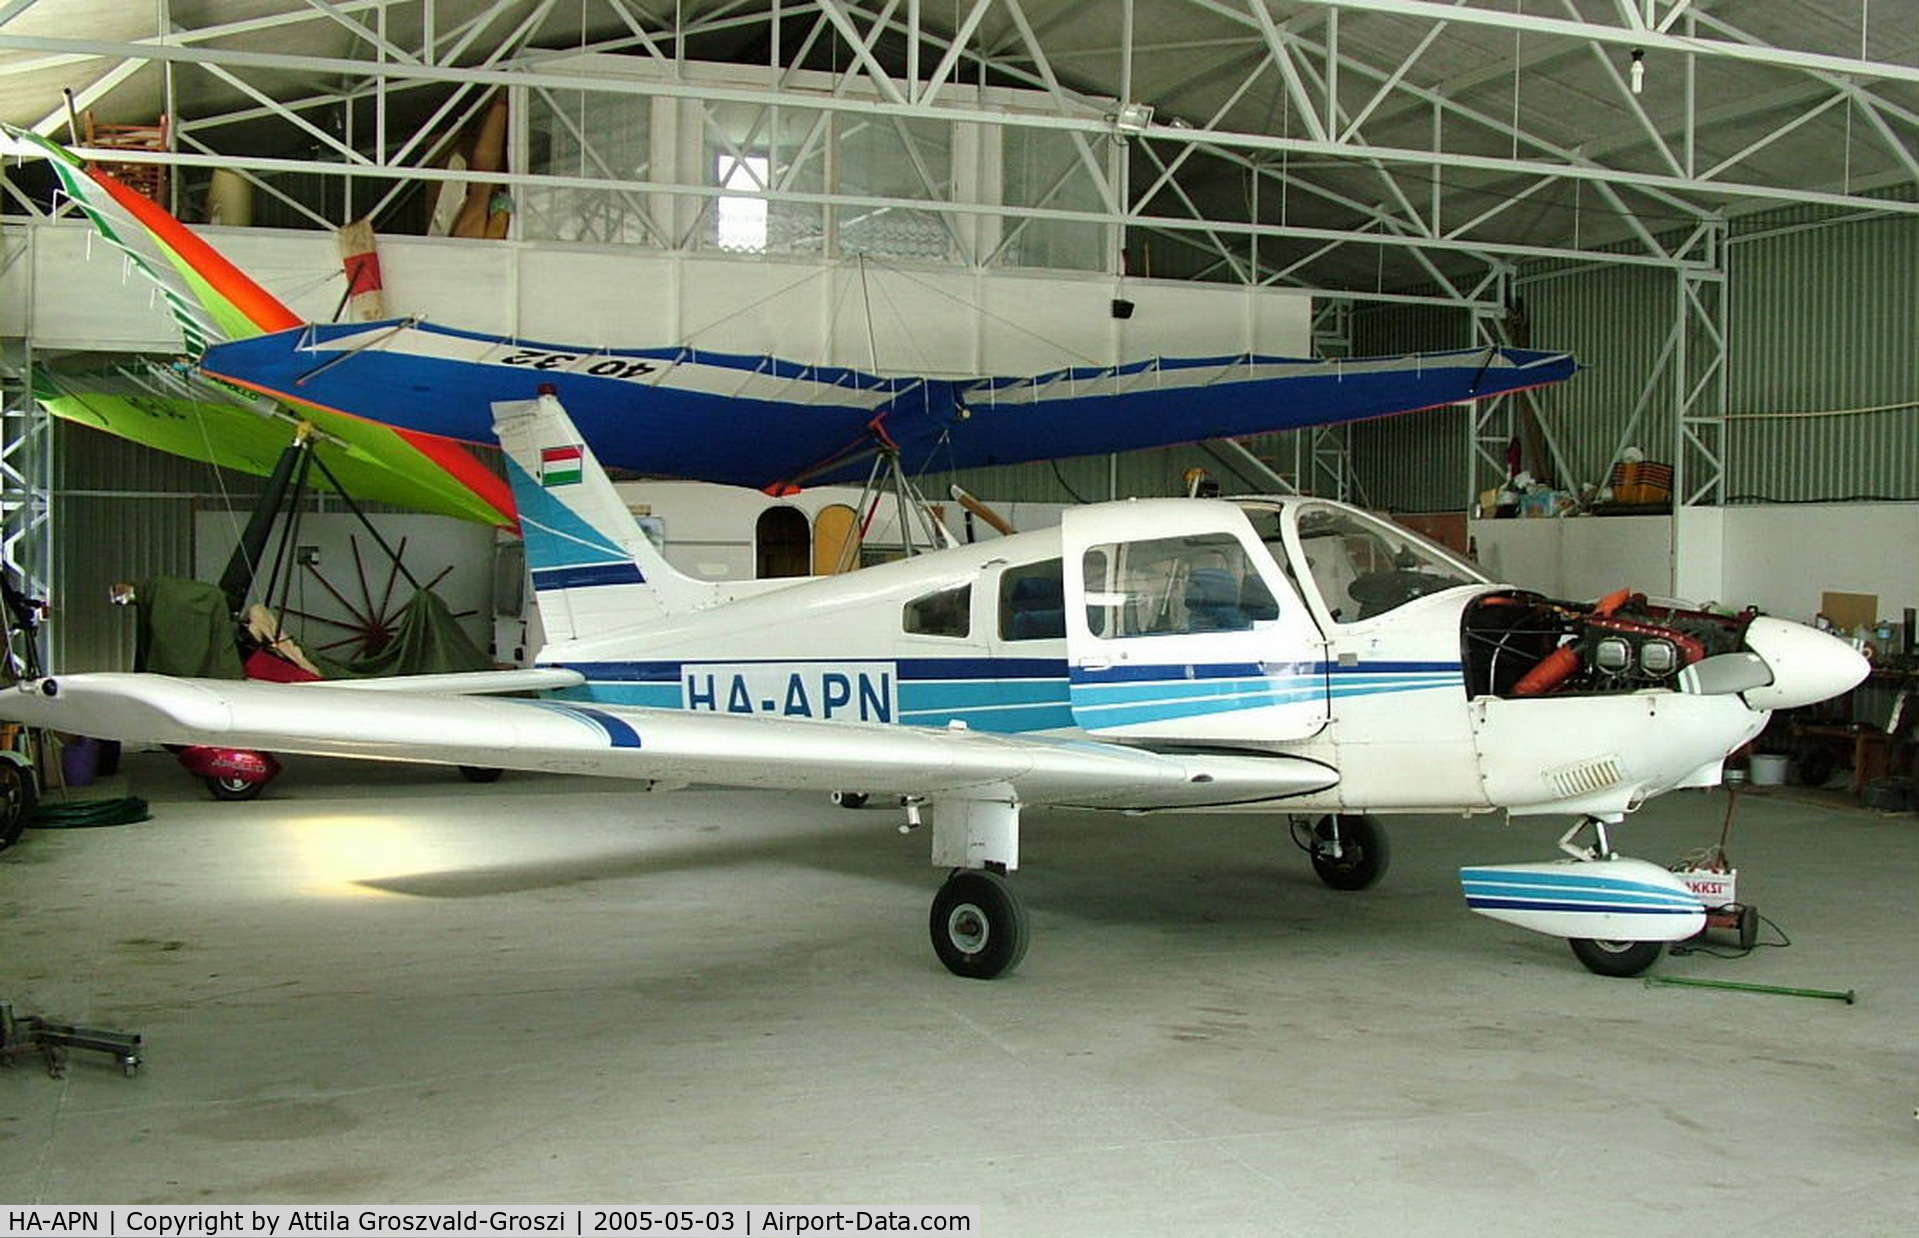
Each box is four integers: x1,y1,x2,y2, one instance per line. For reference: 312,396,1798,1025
4,674,1336,809
35,365,516,526
6,126,513,526
200,321,1575,492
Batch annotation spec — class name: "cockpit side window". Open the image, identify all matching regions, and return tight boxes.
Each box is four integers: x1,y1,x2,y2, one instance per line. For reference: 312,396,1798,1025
903,583,972,638
1289,503,1483,623
1081,533,1277,638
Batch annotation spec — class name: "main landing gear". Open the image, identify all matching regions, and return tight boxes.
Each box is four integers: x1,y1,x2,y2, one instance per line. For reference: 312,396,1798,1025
930,868,1031,979
1294,812,1391,891
916,784,1029,980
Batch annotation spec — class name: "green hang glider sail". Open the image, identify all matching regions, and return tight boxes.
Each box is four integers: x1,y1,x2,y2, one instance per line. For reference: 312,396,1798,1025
35,367,512,526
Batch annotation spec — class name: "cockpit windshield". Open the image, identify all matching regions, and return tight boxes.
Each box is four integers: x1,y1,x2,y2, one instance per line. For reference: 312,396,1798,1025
1247,501,1488,624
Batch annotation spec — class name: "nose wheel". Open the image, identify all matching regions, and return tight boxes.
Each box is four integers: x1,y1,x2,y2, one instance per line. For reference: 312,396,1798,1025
929,869,1030,979
1569,936,1664,978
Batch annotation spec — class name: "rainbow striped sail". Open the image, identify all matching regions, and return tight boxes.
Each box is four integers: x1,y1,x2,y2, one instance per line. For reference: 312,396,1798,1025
9,127,514,527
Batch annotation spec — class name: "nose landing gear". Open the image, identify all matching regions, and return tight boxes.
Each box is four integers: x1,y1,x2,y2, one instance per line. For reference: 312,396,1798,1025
1554,816,1665,977
1462,816,1704,978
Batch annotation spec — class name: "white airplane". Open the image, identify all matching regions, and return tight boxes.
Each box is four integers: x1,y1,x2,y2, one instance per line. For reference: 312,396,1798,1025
3,390,1866,980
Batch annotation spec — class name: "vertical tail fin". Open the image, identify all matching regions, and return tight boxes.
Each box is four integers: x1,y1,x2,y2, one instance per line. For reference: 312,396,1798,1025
493,391,708,642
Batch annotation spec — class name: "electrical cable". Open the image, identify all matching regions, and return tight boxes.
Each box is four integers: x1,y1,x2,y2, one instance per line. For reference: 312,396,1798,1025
1669,909,1791,960
1048,458,1091,504
26,797,151,829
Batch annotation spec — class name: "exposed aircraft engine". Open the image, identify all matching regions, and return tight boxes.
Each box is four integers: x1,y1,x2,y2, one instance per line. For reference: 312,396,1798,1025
1461,591,1752,699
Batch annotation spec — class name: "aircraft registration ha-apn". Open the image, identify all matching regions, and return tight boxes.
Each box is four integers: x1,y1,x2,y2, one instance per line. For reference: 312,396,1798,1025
4,391,1866,981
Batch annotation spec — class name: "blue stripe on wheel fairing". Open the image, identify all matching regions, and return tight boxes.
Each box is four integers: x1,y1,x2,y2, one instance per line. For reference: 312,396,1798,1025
1463,899,1699,916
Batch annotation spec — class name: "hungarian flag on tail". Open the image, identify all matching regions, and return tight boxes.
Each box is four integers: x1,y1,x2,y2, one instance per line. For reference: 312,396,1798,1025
541,444,585,487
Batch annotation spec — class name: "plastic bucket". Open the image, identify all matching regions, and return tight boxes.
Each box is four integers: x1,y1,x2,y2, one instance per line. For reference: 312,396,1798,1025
1749,753,1788,786
59,735,100,787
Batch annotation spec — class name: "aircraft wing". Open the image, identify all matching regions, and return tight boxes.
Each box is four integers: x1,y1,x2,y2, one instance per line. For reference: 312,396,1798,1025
4,674,1334,810
199,321,1576,492
296,668,587,694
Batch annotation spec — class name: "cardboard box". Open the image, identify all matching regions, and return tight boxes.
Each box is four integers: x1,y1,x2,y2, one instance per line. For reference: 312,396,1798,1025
1820,591,1878,634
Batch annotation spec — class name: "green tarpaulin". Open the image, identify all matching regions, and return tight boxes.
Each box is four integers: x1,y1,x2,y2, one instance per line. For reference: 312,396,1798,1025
134,578,490,681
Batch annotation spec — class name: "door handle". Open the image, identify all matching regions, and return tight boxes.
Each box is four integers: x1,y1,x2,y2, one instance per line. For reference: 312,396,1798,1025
1076,656,1112,671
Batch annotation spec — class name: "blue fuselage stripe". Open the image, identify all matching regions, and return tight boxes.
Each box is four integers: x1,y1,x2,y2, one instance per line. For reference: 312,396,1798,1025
532,562,648,590
542,655,1464,733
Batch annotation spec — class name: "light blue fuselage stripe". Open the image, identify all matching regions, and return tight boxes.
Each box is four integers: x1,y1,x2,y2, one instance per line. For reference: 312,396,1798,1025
559,657,1464,734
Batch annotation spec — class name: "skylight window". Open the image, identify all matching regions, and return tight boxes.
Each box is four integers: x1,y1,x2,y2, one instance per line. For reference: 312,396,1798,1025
715,153,769,251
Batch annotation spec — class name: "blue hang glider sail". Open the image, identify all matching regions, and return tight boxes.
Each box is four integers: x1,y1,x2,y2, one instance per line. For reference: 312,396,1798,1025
201,319,1576,493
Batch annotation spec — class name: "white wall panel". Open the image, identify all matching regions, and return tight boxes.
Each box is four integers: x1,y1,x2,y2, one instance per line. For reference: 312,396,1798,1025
1470,515,1673,602
24,226,181,351
1718,503,1919,624
24,220,1309,378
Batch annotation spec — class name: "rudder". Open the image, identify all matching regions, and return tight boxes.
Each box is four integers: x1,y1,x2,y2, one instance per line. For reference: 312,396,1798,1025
493,390,707,641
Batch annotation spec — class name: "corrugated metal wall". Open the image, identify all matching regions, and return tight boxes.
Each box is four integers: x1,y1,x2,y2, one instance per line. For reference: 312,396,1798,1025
1335,199,1919,512
1346,300,1474,511
52,421,261,672
1512,261,1680,495
1725,210,1919,502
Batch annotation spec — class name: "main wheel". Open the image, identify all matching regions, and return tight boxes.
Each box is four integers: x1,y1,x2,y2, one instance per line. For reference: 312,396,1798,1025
0,760,32,850
929,870,1030,980
830,791,869,809
1309,813,1390,890
458,765,504,783
206,775,264,802
1569,937,1663,977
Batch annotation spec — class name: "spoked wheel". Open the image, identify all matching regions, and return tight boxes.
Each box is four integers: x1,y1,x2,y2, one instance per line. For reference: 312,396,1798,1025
206,775,264,802
1569,937,1664,978
929,869,1030,980
1306,813,1390,891
458,765,504,783
0,760,33,850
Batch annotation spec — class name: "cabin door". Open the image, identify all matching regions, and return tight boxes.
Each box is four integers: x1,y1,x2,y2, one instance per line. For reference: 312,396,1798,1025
1061,503,1329,742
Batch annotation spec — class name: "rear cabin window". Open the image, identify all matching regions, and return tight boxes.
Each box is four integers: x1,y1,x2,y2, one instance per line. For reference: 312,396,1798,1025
998,559,1065,641
1082,533,1275,638
903,583,971,638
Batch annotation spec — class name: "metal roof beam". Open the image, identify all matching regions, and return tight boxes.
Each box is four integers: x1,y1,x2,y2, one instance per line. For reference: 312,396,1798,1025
298,0,421,67
1177,0,1714,223
1285,0,1919,88
10,22,1916,235
815,0,908,107
27,140,1707,272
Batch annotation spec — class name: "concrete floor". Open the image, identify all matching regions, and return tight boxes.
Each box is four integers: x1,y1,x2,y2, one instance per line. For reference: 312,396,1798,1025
2,751,1914,1235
